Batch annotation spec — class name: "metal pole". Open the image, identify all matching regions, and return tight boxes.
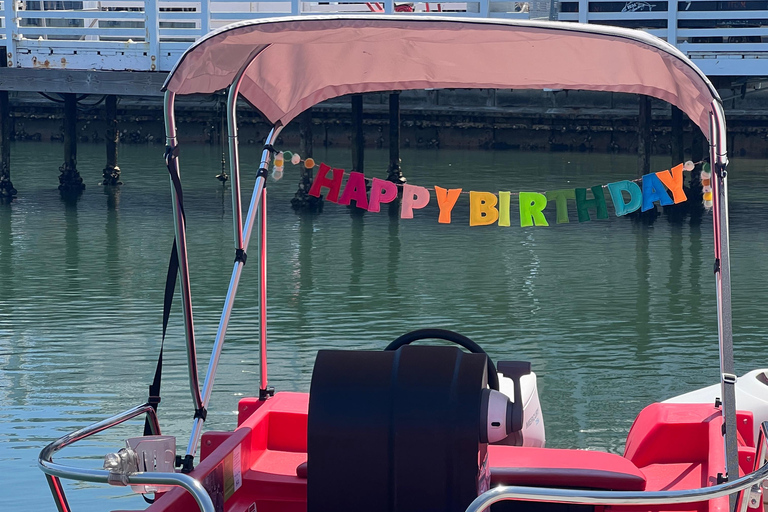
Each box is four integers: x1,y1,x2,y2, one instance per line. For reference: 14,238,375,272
163,90,203,413
259,186,269,397
186,129,280,459
709,100,739,507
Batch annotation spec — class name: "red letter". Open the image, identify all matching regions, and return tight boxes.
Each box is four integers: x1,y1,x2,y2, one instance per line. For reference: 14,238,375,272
308,163,344,203
368,178,397,213
338,171,369,209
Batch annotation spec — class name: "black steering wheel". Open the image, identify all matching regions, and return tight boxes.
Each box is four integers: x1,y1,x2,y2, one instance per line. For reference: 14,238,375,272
385,328,499,390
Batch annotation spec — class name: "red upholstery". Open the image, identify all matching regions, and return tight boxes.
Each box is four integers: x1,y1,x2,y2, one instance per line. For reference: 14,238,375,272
488,445,647,491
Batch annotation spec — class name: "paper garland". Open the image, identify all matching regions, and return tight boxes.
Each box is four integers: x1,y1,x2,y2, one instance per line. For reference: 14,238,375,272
276,151,707,227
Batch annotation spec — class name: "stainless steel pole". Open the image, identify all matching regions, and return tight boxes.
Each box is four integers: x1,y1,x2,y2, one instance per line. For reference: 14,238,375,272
259,186,269,397
163,90,203,413
709,101,738,509
186,129,280,459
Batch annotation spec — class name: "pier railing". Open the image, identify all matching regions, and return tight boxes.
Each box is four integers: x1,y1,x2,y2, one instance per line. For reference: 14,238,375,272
558,0,768,75
0,0,765,74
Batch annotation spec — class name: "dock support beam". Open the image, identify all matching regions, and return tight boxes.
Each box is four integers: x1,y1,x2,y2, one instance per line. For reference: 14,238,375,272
0,49,14,203
387,92,405,185
102,95,121,186
637,95,651,177
0,89,14,202
291,108,322,212
58,93,84,198
670,105,684,165
351,94,364,173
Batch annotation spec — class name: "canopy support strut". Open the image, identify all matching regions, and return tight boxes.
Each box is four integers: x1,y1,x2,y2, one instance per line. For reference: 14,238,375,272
182,52,281,459
709,100,738,511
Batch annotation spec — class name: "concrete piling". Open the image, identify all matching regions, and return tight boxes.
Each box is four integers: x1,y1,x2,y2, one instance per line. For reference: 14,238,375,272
637,95,651,178
387,92,405,185
0,49,15,202
102,95,121,186
291,108,323,212
58,93,84,198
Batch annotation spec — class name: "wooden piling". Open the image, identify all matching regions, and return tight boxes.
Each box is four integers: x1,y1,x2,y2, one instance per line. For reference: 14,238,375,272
102,95,121,186
0,48,15,202
387,92,405,184
58,93,84,198
291,107,322,212
637,95,651,177
670,105,684,165
351,94,364,173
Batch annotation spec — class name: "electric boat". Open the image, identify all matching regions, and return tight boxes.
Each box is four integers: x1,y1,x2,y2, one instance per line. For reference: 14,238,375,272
39,15,768,512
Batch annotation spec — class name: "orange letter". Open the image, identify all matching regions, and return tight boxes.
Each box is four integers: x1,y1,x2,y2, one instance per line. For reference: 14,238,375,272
655,163,687,204
469,191,499,226
435,186,462,224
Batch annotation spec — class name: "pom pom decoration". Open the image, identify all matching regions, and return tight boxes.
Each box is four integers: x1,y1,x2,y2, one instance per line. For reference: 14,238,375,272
271,151,284,181
684,160,695,172
291,154,301,165
304,158,315,169
271,168,284,181
282,151,293,161
274,152,284,167
701,164,713,209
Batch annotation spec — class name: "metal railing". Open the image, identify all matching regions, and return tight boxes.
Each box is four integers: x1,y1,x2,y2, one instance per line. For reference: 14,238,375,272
38,403,215,512
558,0,768,75
467,421,768,512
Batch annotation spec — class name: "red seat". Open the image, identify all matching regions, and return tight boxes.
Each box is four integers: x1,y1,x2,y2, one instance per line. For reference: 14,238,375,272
488,446,647,491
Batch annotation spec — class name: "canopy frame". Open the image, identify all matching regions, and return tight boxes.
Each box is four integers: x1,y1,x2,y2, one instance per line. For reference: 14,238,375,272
161,16,736,489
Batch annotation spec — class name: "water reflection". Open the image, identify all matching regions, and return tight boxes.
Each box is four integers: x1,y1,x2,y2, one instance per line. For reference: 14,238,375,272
105,187,121,289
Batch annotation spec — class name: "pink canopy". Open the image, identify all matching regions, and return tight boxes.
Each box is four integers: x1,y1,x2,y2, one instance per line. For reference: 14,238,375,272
163,16,720,138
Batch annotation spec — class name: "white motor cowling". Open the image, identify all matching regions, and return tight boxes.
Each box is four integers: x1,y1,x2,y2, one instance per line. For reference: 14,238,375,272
495,362,546,447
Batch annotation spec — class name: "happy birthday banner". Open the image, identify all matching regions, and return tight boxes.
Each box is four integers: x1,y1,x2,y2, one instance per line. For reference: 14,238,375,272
272,151,713,226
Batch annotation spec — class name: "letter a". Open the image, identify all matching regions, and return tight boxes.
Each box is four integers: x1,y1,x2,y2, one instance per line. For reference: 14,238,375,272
641,173,674,211
338,171,369,210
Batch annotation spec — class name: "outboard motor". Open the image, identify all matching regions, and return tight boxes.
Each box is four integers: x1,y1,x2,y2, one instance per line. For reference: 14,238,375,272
307,345,513,512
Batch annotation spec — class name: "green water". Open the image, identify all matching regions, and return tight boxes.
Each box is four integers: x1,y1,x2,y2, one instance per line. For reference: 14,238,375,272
2,141,768,511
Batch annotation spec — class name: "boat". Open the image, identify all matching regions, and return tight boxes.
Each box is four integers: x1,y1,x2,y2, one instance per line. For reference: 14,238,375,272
38,15,768,512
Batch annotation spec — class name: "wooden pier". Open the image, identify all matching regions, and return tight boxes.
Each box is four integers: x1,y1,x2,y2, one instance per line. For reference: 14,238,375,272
0,0,766,200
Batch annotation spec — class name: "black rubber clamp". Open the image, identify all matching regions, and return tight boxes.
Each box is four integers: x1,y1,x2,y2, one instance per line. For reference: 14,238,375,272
176,454,195,474
194,407,208,421
259,387,275,401
235,248,247,265
148,395,161,406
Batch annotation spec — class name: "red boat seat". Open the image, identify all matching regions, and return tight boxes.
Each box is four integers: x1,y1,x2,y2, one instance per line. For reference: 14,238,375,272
488,445,647,491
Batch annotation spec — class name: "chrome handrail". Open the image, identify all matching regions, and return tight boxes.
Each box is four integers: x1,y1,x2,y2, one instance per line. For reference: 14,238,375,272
39,403,214,512
467,421,768,512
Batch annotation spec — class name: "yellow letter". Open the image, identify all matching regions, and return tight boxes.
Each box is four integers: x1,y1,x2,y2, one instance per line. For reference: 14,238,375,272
469,191,499,226
498,191,511,227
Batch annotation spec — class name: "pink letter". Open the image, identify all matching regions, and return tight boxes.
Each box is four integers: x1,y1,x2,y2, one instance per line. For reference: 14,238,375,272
308,163,344,203
338,171,369,209
400,184,431,219
368,178,398,213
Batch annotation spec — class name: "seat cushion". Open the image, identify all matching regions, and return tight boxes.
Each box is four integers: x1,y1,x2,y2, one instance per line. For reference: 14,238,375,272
489,446,647,491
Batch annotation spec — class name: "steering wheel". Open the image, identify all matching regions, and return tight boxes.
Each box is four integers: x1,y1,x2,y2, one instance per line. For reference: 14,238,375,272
385,328,500,390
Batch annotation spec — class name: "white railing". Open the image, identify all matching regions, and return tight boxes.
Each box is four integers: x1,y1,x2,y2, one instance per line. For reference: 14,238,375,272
558,0,768,75
0,0,765,74
0,0,529,71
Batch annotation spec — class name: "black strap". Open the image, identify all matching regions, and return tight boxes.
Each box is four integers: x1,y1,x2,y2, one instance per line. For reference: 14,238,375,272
143,147,185,436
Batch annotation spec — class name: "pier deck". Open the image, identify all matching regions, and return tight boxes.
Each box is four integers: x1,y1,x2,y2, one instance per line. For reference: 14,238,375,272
0,0,763,98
